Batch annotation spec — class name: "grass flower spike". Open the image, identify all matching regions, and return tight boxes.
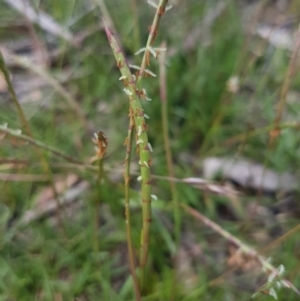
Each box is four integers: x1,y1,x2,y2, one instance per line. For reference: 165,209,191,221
103,0,170,291
103,19,152,282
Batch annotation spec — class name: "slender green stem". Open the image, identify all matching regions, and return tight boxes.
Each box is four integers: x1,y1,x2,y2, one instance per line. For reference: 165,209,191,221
93,157,103,252
124,116,141,301
131,0,140,50
137,0,170,83
103,21,152,287
97,158,104,183
159,40,180,299
95,0,123,51
103,0,170,289
134,2,170,283
159,42,180,245
91,130,108,252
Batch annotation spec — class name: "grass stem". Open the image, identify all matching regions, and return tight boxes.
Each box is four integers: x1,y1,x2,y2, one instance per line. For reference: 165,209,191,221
159,39,181,300
124,116,141,301
93,157,103,252
0,124,84,164
103,0,170,290
270,24,300,146
103,21,152,290
137,0,170,83
159,41,180,246
131,0,140,50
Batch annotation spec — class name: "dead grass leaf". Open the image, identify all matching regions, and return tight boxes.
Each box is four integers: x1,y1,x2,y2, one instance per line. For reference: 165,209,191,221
34,173,79,206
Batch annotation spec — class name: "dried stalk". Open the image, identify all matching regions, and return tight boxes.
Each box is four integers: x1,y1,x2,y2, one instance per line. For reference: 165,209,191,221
0,52,66,230
0,52,31,136
182,204,300,296
0,124,83,164
270,24,300,145
0,173,56,181
3,49,91,132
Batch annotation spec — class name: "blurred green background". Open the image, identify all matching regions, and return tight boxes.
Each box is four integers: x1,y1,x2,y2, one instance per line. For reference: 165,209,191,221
0,0,300,300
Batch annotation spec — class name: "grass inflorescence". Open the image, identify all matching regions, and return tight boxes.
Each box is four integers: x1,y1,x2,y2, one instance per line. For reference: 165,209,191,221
103,0,171,291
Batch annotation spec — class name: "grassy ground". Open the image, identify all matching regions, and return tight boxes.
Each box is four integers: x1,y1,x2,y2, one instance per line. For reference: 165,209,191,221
0,0,300,300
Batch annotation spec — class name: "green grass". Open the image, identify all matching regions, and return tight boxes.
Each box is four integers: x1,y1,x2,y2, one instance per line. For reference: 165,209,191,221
0,0,300,300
